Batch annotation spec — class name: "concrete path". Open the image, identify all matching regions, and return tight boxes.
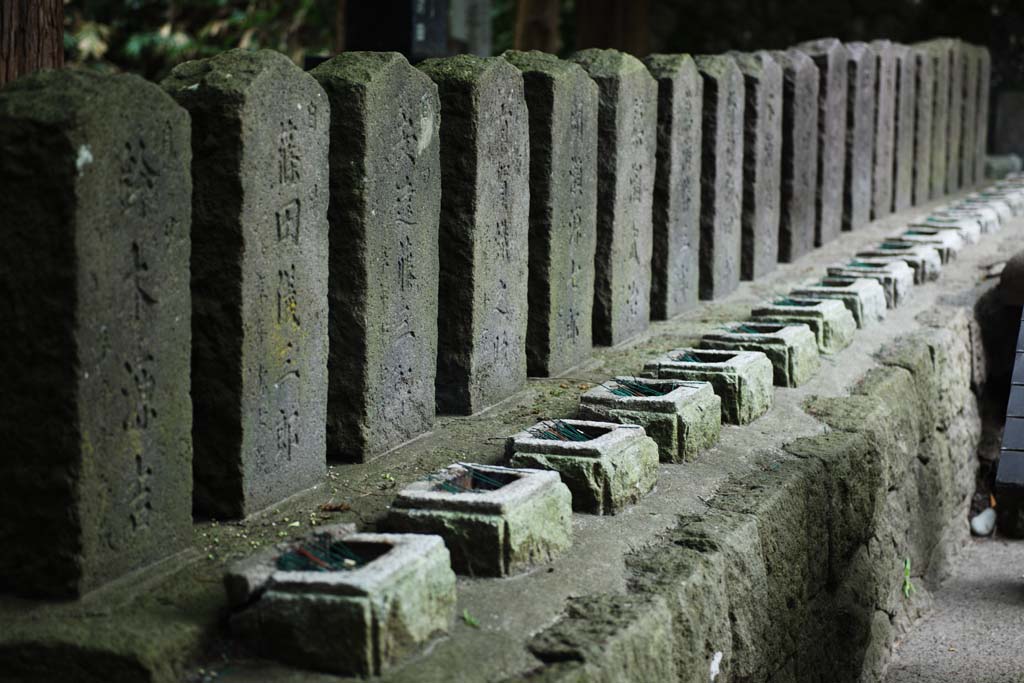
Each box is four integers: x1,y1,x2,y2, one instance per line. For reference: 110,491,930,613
884,538,1024,683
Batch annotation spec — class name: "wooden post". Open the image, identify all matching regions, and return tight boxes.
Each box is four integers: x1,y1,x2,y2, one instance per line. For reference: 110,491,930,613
575,0,648,56
1,0,64,87
514,0,561,53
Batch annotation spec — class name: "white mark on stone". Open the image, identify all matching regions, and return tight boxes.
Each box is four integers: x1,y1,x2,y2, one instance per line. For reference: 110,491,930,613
709,651,723,681
75,145,94,175
184,83,199,91
418,109,433,155
297,103,303,110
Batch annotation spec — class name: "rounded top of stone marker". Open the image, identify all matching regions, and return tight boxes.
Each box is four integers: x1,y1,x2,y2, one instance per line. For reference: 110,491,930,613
642,53,698,80
766,48,815,73
728,50,781,80
503,50,587,80
0,68,181,128
310,51,424,87
794,37,845,57
692,53,741,79
569,48,650,79
162,48,315,100
418,54,520,86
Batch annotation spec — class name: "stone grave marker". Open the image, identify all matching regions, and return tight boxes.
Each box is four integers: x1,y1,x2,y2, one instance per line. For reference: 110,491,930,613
947,40,965,193
700,322,819,387
892,44,916,212
227,525,456,677
888,228,963,263
577,377,721,463
570,49,657,344
693,54,745,296
769,49,818,262
0,70,192,597
164,49,329,518
960,44,979,188
826,261,914,308
855,245,942,283
642,348,774,425
796,38,848,246
644,53,703,318
418,56,530,414
386,463,573,576
310,53,440,463
976,47,991,184
843,42,877,231
912,46,934,206
507,419,659,514
504,51,598,377
870,40,897,220
916,40,951,200
790,278,888,327
730,51,782,280
750,298,856,354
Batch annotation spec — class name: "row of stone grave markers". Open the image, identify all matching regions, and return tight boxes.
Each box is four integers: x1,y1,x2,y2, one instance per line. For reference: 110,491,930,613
0,36,989,599
220,180,1024,677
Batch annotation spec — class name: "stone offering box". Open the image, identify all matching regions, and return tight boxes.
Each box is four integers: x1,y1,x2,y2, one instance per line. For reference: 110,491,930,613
225,525,456,677
507,419,659,514
642,348,773,425
854,245,942,283
385,463,572,576
886,229,963,264
791,278,887,328
750,297,856,354
700,322,819,387
577,379,721,463
827,260,914,308
908,217,981,245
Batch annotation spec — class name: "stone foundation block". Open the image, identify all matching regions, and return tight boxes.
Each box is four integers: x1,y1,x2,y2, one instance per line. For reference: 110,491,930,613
910,216,982,244
507,420,659,514
888,229,963,263
827,261,914,308
578,378,721,463
642,348,774,425
751,298,856,354
974,188,1024,215
386,464,572,576
791,278,888,328
855,245,942,283
227,525,456,677
949,198,1008,227
700,322,819,387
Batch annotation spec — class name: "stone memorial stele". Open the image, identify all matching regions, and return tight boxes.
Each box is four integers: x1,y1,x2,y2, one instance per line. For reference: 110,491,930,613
693,54,745,297
946,39,965,193
892,44,916,212
870,40,896,220
310,53,441,463
644,53,703,318
960,45,979,188
915,39,951,200
0,70,192,597
503,50,598,377
164,49,329,519
843,42,877,231
796,38,848,246
976,47,991,184
419,55,530,414
911,46,934,206
770,49,819,261
570,49,657,344
730,51,782,280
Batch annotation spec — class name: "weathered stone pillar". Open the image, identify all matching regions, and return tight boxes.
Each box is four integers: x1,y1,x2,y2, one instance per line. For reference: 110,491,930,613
504,50,598,376
693,54,745,297
843,42,876,231
730,51,782,280
164,49,329,518
796,38,848,246
0,70,192,596
310,53,440,462
870,39,896,220
770,49,818,262
976,46,991,183
570,49,657,343
644,53,702,317
892,43,917,212
960,44,979,187
419,56,530,414
916,39,951,199
947,39,965,193
912,46,934,206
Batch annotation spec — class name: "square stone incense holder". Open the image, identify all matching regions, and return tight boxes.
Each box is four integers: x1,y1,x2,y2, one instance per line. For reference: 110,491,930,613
385,463,572,577
750,297,856,354
700,322,819,387
577,378,721,463
854,245,942,283
827,260,914,308
790,278,887,328
908,216,980,244
225,524,456,677
507,419,659,514
642,348,773,425
886,228,963,264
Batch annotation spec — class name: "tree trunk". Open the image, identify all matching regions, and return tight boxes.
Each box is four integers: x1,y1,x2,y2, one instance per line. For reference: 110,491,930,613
1,0,64,87
514,0,560,53
575,0,648,56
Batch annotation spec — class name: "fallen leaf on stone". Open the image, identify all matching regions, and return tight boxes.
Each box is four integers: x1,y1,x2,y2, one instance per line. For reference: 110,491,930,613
319,502,351,513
